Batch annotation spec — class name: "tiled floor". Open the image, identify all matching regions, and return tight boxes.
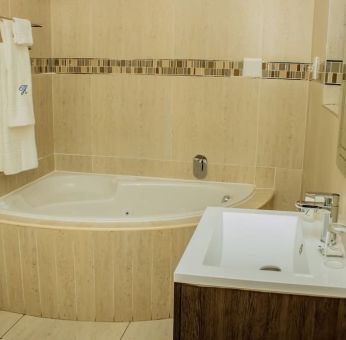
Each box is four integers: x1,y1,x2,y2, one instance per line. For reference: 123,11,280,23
0,311,173,340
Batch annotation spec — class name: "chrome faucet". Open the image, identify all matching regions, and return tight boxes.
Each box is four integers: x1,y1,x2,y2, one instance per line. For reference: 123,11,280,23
296,192,340,243
328,223,346,239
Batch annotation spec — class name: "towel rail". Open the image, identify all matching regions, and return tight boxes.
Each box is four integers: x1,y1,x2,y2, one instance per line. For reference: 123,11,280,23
0,16,42,28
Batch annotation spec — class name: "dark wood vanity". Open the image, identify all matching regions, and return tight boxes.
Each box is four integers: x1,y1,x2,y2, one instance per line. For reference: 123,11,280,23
174,283,346,340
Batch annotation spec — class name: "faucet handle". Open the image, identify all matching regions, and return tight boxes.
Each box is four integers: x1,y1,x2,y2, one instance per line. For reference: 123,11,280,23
304,192,340,207
329,223,346,234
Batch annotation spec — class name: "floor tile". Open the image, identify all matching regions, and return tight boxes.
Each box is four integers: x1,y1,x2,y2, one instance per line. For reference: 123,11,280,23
3,315,128,340
0,311,23,338
122,319,173,340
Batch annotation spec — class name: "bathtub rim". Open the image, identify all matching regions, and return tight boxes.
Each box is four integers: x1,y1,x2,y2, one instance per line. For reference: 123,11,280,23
0,188,274,231
0,171,274,231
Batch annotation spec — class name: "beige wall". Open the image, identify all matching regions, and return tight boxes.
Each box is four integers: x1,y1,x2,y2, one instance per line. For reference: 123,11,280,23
50,0,315,211
51,0,314,61
303,0,346,221
303,82,346,220
0,0,54,196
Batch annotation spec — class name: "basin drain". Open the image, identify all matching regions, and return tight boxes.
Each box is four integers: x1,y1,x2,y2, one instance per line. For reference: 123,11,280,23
259,265,281,272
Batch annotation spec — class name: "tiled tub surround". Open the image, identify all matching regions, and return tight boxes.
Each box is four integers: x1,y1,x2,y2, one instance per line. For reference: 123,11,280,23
0,191,272,322
0,221,195,322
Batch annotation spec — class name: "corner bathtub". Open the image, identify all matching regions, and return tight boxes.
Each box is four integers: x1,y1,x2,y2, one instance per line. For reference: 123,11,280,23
0,171,272,322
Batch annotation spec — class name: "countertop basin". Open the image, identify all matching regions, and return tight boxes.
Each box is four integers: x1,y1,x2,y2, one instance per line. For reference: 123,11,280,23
174,207,346,298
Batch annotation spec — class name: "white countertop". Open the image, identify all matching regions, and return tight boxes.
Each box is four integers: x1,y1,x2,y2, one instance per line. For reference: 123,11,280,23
174,207,346,298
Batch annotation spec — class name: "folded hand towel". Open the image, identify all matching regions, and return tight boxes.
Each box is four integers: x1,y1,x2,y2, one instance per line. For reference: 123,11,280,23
13,18,33,46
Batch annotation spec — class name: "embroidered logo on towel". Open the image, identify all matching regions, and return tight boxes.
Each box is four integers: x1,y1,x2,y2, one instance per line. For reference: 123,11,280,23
19,85,28,95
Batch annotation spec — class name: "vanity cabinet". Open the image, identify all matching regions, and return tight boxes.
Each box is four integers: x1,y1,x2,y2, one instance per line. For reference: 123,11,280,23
173,283,346,340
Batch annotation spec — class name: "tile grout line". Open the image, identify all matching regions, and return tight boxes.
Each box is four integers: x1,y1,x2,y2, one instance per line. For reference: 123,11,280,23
0,314,25,339
119,321,131,340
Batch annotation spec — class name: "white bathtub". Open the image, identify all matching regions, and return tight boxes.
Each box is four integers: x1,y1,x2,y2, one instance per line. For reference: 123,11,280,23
0,171,269,322
0,171,256,223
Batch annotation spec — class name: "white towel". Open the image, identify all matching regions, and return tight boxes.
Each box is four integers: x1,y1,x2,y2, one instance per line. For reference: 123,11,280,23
0,20,38,175
13,18,33,47
1,19,35,127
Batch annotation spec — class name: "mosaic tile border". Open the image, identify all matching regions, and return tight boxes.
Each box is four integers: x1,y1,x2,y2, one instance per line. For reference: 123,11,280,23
318,60,343,85
263,62,311,80
31,58,243,77
30,58,345,83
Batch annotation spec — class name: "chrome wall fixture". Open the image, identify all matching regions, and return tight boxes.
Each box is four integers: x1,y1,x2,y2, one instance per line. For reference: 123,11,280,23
193,155,208,179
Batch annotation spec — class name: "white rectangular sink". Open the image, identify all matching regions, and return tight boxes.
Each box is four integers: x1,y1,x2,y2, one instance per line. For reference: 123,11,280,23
204,212,309,275
174,208,346,298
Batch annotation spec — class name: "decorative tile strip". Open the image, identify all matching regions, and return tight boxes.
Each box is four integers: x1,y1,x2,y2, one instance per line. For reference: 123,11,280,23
318,60,343,85
262,62,311,80
31,58,346,82
31,58,244,77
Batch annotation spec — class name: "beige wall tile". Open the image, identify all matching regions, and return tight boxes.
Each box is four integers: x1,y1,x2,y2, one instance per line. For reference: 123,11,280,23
91,156,256,184
90,0,123,58
114,232,134,322
302,82,346,221
174,0,262,59
112,0,174,59
132,231,153,321
91,75,171,159
19,228,41,316
0,226,9,310
274,168,302,211
218,164,256,184
36,229,59,318
172,77,258,165
255,167,275,189
262,0,314,62
0,0,9,16
92,156,143,176
1,155,54,197
257,80,308,169
311,0,329,59
1,225,24,313
55,154,92,173
56,230,76,320
0,173,18,196
53,75,92,155
94,232,114,321
10,0,51,57
74,231,95,321
32,75,54,158
151,230,171,319
326,0,346,60
51,0,91,57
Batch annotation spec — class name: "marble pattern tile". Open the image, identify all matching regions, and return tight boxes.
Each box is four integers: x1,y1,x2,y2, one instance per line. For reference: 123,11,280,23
171,77,259,166
51,0,92,58
174,0,262,59
53,75,92,155
262,0,314,62
257,80,308,169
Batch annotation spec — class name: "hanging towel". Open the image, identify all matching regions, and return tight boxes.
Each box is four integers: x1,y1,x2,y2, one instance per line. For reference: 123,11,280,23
2,19,35,127
0,20,38,175
13,18,33,46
